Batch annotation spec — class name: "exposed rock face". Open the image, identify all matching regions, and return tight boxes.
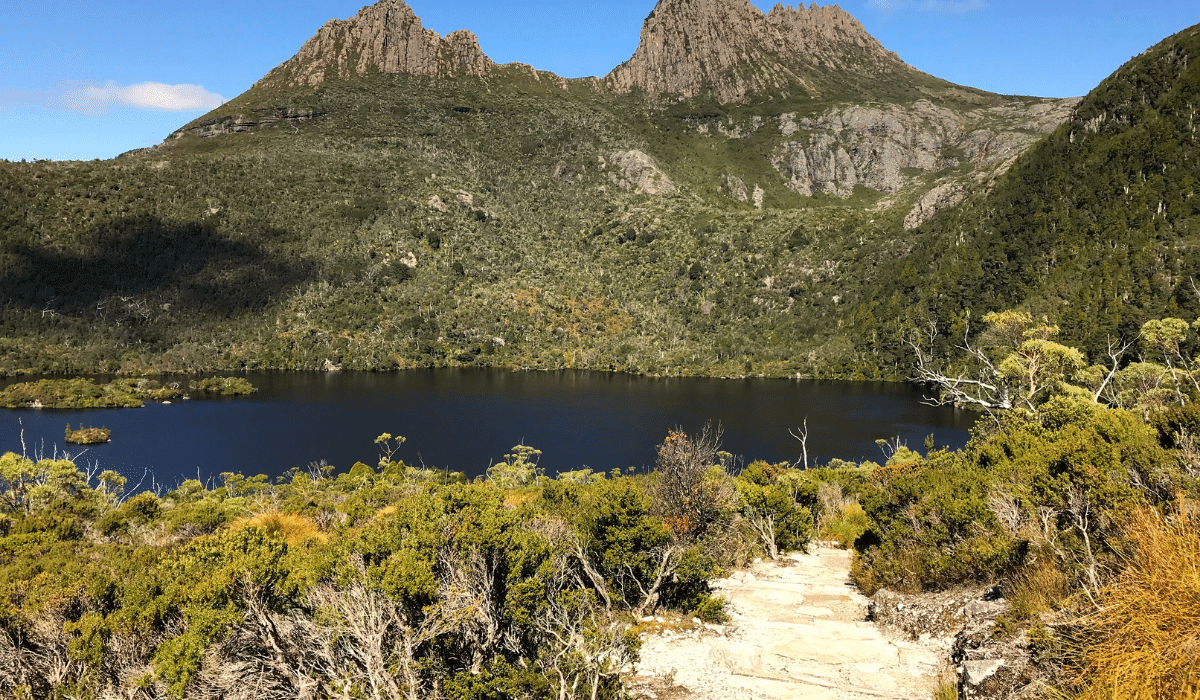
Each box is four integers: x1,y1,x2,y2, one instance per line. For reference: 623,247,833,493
168,107,326,139
607,0,908,103
905,182,966,229
769,98,1079,199
870,586,1059,700
724,174,749,202
764,3,905,74
608,150,676,194
261,0,495,89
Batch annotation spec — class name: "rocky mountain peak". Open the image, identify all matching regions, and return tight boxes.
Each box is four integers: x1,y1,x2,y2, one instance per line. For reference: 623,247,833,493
607,0,909,103
765,3,903,72
260,0,495,89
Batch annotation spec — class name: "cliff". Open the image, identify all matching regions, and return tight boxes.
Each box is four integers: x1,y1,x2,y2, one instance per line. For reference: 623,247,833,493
258,0,496,89
606,0,912,103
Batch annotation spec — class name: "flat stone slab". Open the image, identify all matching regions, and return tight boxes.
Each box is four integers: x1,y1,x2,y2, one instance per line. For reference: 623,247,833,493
631,546,946,700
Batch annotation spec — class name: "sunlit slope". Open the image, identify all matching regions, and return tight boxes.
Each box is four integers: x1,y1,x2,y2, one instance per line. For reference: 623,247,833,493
853,23,1200,367
0,0,1089,378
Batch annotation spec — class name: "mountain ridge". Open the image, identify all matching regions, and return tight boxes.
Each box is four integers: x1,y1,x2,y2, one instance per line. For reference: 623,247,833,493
244,0,960,104
8,3,1193,382
606,0,916,103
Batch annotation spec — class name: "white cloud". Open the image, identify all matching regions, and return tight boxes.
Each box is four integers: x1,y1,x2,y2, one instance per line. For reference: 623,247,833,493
79,82,225,111
0,81,224,116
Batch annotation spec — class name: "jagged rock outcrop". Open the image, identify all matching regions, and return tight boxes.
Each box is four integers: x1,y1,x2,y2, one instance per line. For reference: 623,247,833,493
765,3,905,74
769,98,1079,198
607,151,676,194
260,0,495,89
905,182,966,229
168,107,326,139
607,0,910,103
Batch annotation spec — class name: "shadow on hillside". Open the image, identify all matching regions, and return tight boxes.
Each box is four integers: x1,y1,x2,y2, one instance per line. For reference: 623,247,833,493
1,215,315,318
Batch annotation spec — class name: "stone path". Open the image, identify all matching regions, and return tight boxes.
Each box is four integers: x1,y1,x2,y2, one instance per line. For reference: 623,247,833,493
628,547,948,700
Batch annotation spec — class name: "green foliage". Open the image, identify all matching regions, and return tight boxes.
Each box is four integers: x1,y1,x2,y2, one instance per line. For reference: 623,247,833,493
189,376,257,395
852,398,1179,595
693,593,730,623
870,25,1200,373
65,424,111,444
0,378,143,408
486,443,544,488
736,461,817,557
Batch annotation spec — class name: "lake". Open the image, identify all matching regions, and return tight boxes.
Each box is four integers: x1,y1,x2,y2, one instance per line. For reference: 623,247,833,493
1,369,977,488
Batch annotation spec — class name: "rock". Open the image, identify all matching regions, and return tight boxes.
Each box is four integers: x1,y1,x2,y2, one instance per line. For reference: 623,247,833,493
427,195,448,212
261,0,496,89
608,150,676,194
769,98,1077,200
905,182,966,229
724,174,749,202
634,547,947,700
606,0,907,103
169,107,326,139
963,659,1004,686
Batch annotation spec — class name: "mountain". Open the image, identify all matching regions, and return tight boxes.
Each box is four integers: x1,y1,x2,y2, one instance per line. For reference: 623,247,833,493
845,23,1200,373
607,0,914,103
260,0,496,88
5,0,1185,382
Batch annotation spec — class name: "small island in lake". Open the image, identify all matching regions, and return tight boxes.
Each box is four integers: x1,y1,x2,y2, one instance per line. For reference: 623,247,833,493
0,376,255,408
189,377,258,396
64,424,111,444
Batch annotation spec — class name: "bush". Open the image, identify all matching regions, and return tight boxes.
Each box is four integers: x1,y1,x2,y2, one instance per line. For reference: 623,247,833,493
189,376,257,395
650,424,736,540
694,593,729,623
65,424,111,444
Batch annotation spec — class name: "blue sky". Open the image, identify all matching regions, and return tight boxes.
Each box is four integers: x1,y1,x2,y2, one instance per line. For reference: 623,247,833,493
1,0,1195,161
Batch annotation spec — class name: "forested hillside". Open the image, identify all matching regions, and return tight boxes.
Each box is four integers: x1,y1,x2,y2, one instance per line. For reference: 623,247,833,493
0,0,1076,380
855,24,1200,371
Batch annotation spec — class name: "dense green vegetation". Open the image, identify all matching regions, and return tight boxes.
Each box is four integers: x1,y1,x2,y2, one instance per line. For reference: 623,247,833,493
844,310,1200,698
189,376,257,395
0,376,255,408
2,312,1198,698
0,33,1062,382
64,425,111,445
853,24,1200,375
0,426,826,699
0,378,148,408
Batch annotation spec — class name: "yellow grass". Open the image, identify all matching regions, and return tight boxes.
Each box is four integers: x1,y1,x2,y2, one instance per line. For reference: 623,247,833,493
232,511,327,545
1006,553,1071,621
1070,501,1200,700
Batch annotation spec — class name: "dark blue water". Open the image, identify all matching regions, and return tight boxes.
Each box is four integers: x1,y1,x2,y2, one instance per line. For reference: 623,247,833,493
0,369,976,487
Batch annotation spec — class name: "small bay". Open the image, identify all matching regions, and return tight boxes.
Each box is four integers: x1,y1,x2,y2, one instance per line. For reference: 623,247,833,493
1,369,976,487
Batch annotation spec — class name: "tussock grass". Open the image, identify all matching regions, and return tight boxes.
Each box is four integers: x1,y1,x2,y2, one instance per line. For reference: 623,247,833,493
232,511,327,544
1005,552,1071,622
1070,501,1200,700
930,664,960,700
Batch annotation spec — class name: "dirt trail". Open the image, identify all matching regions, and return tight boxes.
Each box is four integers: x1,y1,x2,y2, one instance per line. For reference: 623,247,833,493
628,547,947,700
